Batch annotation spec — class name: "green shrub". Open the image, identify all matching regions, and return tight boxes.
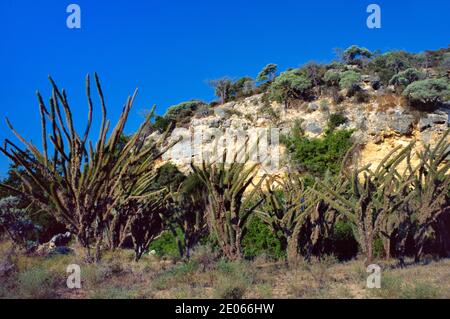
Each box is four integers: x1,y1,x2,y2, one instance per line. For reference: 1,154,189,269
88,286,136,299
149,230,182,258
343,45,372,65
257,64,278,83
152,163,186,191
389,68,426,91
282,127,353,176
339,70,361,92
328,113,347,131
153,115,172,133
324,70,340,87
403,78,450,110
152,260,200,290
269,70,313,107
402,282,440,299
241,217,284,259
155,100,208,132
366,51,414,85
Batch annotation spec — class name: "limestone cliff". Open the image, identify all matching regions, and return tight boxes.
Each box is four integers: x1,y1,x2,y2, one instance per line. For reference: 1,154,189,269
151,89,450,176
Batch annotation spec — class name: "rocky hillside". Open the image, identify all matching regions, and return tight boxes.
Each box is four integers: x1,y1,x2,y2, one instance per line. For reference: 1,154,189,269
156,94,448,174
148,46,450,176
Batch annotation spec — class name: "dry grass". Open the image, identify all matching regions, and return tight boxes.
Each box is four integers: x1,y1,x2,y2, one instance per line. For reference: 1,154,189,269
1,241,450,299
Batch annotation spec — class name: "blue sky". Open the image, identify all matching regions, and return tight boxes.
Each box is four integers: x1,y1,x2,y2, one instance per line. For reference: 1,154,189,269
0,0,449,175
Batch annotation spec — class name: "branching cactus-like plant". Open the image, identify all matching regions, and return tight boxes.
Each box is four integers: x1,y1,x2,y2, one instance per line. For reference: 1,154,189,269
408,130,450,260
257,174,315,263
192,152,265,260
0,74,170,261
167,174,208,259
314,143,416,265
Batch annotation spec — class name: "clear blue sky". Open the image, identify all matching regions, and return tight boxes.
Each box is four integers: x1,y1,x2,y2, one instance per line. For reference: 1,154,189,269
0,0,449,176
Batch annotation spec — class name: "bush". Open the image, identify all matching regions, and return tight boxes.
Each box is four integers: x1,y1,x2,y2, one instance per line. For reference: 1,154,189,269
339,70,361,93
403,78,450,110
269,70,313,107
324,70,340,87
328,113,347,131
156,100,208,131
149,230,182,258
232,77,256,99
153,115,172,133
0,196,40,249
366,51,413,85
389,68,426,91
152,163,186,192
257,64,278,83
343,45,372,65
282,127,353,176
241,217,284,259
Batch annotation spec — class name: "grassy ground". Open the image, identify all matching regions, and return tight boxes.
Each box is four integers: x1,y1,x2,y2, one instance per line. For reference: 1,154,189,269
1,241,449,299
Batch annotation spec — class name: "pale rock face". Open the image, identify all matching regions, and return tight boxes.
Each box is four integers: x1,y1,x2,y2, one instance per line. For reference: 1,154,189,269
156,94,450,175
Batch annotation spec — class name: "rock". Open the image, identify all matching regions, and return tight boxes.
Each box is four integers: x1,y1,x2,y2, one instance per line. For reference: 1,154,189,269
366,112,389,135
307,103,319,112
303,122,323,135
428,111,448,125
50,231,72,247
207,118,221,128
418,117,433,131
418,110,448,132
214,107,230,119
388,112,414,135
222,119,231,128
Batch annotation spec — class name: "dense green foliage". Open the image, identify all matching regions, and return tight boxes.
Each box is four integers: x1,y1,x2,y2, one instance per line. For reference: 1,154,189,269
282,124,353,176
327,113,347,131
339,70,361,91
323,70,340,87
403,78,450,110
256,63,278,83
149,230,183,258
241,216,284,259
389,68,426,91
152,100,211,133
342,45,372,65
268,70,313,107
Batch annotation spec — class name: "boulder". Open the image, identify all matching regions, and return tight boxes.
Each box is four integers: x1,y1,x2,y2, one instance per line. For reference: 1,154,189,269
418,110,448,132
303,122,323,135
307,103,319,112
366,112,389,135
388,113,414,135
418,117,433,132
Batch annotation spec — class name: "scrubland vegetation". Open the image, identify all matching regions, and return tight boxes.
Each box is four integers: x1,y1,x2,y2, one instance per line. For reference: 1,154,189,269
0,46,449,299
